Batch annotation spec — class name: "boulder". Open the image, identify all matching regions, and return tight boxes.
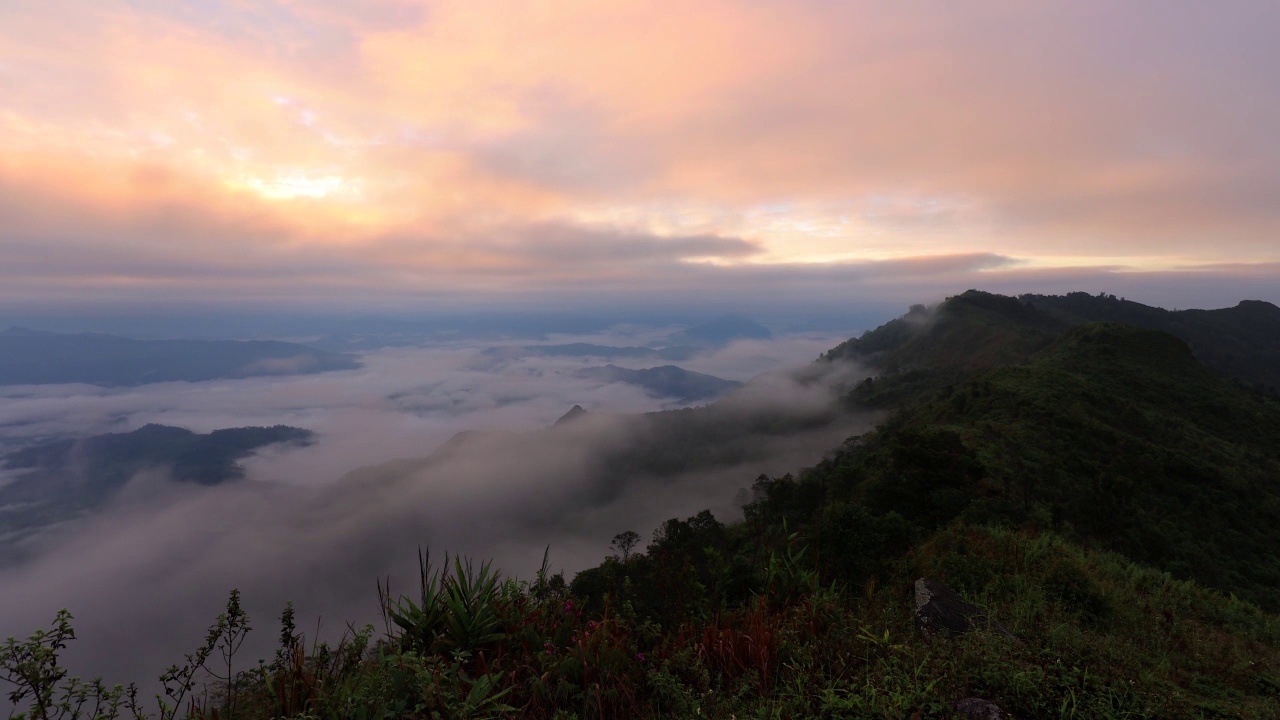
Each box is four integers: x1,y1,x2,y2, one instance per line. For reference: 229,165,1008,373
913,577,1013,638
953,697,1010,719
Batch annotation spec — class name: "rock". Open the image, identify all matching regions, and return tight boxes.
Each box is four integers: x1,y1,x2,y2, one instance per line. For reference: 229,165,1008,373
953,697,1009,719
913,578,1013,638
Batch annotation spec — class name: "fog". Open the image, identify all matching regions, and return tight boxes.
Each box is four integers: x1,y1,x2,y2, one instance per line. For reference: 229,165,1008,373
0,329,872,694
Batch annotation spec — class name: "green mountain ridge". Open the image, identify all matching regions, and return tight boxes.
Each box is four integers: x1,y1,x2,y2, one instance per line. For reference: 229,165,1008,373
800,314,1280,609
829,290,1280,398
1024,292,1280,391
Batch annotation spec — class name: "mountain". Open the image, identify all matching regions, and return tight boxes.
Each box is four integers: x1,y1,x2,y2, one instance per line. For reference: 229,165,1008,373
805,290,1280,608
572,364,742,402
552,404,588,426
0,424,313,541
474,316,771,367
477,343,699,364
665,315,772,346
0,327,361,386
822,290,1067,407
562,291,1280,716
1021,291,1280,390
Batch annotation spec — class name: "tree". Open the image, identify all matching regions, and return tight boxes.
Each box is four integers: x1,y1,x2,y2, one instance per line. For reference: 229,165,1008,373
610,530,641,562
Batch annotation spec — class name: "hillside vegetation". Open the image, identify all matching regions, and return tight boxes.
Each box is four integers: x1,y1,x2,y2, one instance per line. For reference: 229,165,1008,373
814,292,1280,610
6,291,1280,719
1024,292,1280,391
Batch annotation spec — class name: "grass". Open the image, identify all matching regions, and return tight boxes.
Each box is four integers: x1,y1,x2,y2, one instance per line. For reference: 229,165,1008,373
6,521,1280,719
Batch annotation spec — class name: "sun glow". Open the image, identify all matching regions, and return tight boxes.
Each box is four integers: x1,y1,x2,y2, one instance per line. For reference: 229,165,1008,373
236,172,359,200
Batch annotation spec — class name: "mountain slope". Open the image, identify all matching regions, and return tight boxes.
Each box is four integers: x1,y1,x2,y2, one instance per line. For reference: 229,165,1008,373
1023,291,1280,390
780,293,1280,610
0,424,314,540
823,291,1068,408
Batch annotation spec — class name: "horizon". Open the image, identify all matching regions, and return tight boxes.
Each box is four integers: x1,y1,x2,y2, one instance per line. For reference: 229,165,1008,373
1,289,1273,343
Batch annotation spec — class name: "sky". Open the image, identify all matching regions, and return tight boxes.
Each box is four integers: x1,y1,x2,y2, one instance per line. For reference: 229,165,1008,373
2,0,1278,315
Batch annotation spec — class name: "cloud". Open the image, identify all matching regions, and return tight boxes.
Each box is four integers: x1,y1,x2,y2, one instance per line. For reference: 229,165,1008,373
2,0,1279,317
368,222,762,276
0,330,872,694
0,155,762,306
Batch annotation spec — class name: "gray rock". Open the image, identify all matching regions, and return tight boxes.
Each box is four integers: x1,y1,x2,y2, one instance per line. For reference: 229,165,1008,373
953,697,1009,719
913,578,1013,638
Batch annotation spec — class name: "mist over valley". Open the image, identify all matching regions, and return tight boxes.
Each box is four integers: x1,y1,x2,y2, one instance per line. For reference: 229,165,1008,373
0,317,868,689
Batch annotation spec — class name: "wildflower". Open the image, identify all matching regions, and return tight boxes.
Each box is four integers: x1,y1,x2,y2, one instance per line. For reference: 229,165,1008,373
635,652,646,663
564,600,574,615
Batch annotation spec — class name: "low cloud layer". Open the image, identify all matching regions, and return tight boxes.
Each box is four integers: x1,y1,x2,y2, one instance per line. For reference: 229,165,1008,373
0,330,871,692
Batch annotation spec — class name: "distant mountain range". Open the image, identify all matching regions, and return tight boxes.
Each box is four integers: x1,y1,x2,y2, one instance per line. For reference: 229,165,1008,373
0,327,360,386
478,315,772,365
572,364,742,402
0,424,313,543
479,343,700,363
664,315,772,346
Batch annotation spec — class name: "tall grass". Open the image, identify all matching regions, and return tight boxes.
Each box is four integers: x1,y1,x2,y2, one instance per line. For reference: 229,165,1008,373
6,524,1280,719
